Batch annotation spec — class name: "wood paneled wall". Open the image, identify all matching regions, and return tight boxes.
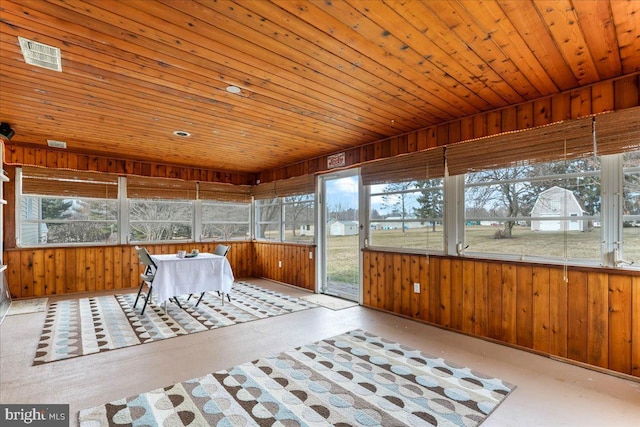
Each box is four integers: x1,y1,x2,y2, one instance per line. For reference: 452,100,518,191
252,242,315,291
363,250,640,379
259,73,640,182
2,241,316,298
3,242,253,299
3,145,255,185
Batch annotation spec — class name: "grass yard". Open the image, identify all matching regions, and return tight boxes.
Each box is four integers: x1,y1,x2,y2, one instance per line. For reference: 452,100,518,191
323,226,640,283
326,234,360,284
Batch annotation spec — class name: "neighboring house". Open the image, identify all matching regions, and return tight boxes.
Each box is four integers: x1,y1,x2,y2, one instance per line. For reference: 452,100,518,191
381,216,422,229
20,198,48,245
299,224,314,236
531,186,588,232
480,221,502,227
329,220,358,236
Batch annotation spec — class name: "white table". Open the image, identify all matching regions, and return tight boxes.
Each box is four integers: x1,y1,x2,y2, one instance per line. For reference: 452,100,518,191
150,253,234,305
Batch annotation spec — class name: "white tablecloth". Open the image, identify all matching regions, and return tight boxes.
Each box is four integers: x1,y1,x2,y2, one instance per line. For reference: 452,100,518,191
150,253,234,304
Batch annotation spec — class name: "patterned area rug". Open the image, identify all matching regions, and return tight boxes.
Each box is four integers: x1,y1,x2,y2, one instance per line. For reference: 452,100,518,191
34,281,317,365
79,329,515,426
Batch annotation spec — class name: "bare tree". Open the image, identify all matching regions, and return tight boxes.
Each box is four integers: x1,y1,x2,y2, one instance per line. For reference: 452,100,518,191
381,182,413,232
256,198,281,239
466,166,533,238
129,200,192,241
283,195,314,237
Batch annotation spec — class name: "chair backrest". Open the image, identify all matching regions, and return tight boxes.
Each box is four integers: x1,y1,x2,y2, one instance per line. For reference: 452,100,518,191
214,244,230,257
135,246,157,269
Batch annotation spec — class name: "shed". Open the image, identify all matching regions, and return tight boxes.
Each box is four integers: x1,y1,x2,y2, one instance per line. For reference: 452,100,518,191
329,220,359,236
531,186,588,232
299,224,315,236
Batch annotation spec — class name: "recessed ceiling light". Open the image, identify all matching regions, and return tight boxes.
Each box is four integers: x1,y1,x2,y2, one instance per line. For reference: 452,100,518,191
173,130,191,137
226,85,242,94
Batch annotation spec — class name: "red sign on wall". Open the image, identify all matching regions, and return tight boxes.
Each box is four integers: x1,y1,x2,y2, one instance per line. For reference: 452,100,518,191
327,152,346,169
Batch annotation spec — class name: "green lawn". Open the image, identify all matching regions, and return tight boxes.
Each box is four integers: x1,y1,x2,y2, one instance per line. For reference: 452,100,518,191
323,226,640,282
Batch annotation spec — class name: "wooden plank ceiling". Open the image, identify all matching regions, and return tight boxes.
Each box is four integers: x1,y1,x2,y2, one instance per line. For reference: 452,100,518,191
0,0,638,174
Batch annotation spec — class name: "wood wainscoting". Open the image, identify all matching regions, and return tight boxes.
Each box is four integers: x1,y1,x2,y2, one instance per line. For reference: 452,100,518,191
252,242,316,291
2,241,316,298
3,242,254,299
363,250,640,379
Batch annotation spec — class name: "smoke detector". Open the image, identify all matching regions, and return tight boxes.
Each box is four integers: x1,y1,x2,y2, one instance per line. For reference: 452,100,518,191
18,37,62,72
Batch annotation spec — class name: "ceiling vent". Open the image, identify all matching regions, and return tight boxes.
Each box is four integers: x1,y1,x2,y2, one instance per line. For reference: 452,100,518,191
18,37,62,72
47,140,67,149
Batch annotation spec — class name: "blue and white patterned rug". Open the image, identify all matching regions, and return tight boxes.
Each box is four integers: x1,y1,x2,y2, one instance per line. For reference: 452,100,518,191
79,329,515,426
34,281,317,365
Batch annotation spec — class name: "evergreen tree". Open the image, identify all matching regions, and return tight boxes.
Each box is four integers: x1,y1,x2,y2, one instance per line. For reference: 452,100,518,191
414,179,443,231
41,198,73,220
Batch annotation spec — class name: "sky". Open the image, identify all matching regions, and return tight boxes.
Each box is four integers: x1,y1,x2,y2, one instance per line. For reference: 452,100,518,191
324,175,394,214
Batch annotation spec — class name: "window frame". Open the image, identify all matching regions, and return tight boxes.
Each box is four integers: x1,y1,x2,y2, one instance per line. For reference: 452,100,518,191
15,168,120,247
366,178,445,253
460,158,602,266
282,193,315,244
619,154,640,266
18,194,119,247
199,199,252,242
13,150,640,271
127,198,195,244
254,194,317,243
254,197,282,241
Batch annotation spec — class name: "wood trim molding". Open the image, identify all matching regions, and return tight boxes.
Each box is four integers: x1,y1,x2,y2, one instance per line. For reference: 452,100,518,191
3,145,255,186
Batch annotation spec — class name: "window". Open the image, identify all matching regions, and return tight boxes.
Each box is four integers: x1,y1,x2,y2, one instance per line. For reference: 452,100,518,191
255,198,281,240
127,176,196,243
253,176,316,243
464,158,601,262
369,179,443,250
283,193,315,243
128,199,193,242
201,201,251,240
20,196,118,245
17,167,119,246
362,147,446,251
622,151,640,263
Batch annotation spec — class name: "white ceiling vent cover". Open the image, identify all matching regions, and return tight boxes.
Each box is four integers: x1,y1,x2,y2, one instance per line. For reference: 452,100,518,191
18,37,62,72
47,140,67,149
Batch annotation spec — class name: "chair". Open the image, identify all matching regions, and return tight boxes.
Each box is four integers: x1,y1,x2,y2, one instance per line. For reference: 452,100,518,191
214,243,231,257
192,244,231,307
133,246,157,315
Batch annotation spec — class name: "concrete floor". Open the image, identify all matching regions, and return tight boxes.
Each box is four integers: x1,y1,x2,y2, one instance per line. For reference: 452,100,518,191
1,278,639,426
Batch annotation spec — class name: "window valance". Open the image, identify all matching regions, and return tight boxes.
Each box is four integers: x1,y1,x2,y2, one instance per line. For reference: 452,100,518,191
446,116,595,176
274,174,315,197
127,176,197,200
361,146,445,185
594,106,640,156
198,181,251,202
21,166,119,198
